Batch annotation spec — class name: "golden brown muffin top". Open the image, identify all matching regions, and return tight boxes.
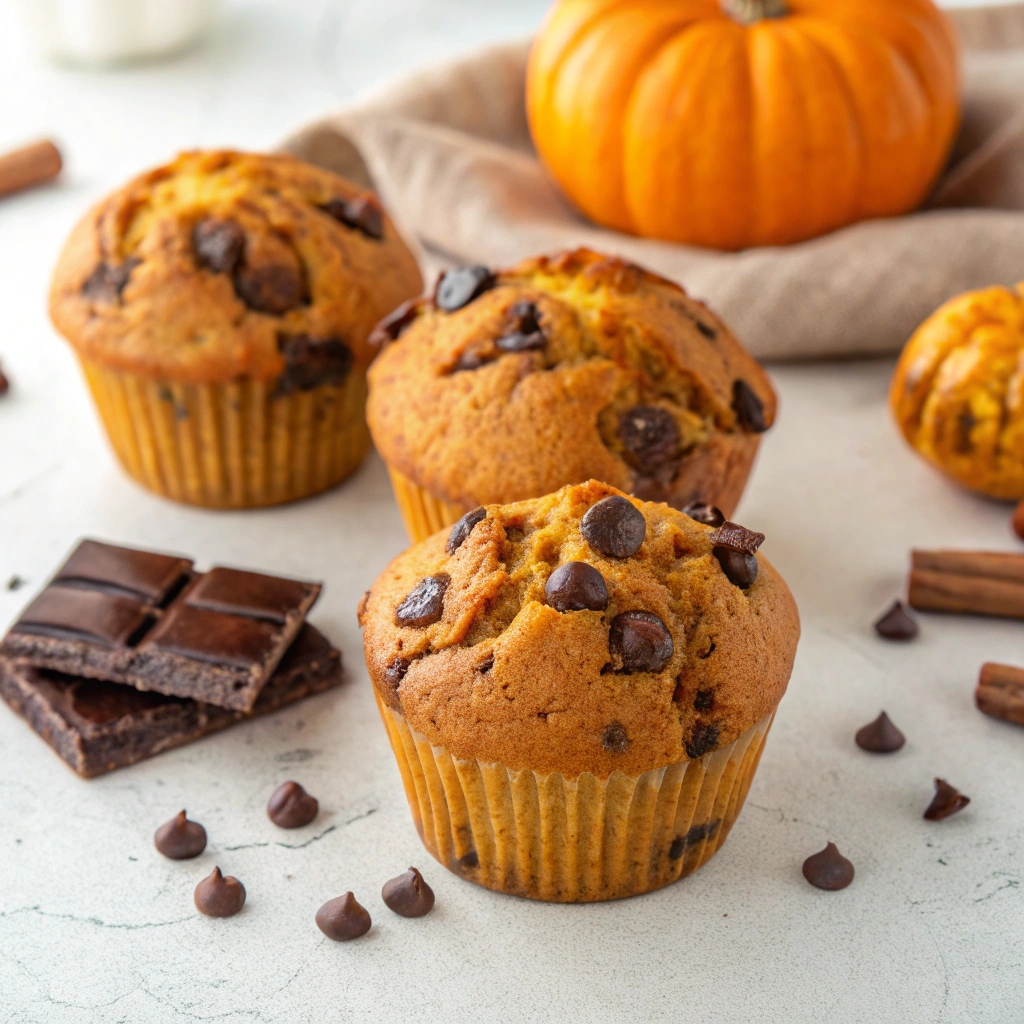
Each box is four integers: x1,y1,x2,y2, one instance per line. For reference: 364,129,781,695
360,480,799,779
50,150,422,384
366,248,776,509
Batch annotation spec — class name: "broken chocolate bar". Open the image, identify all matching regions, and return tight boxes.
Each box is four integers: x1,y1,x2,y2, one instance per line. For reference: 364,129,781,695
0,539,320,711
0,624,341,778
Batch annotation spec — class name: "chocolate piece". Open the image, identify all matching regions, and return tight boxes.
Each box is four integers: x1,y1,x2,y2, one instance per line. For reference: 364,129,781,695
315,893,371,941
855,711,905,753
1,541,321,712
193,217,245,274
81,258,139,304
369,299,422,348
696,321,717,340
924,778,970,821
446,508,487,555
495,330,545,353
233,263,307,315
453,350,489,372
802,842,854,891
602,722,629,753
685,723,720,759
323,196,384,240
732,380,768,433
194,867,246,917
545,562,608,613
154,811,207,859
713,522,765,555
456,850,479,870
382,867,435,918
0,625,341,778
608,611,673,673
874,600,918,640
712,521,764,590
581,496,646,559
509,300,541,334
435,266,495,312
383,655,411,708
274,334,352,394
669,819,721,859
267,780,319,828
693,689,714,712
395,574,449,628
619,406,679,476
682,502,725,528
6,575,25,591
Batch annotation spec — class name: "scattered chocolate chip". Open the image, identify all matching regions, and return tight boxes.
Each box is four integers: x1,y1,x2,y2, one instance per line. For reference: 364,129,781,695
81,258,140,304
602,722,629,753
545,562,609,613
323,196,384,240
456,850,478,870
855,711,905,754
233,263,307,315
154,810,207,860
1013,500,1024,543
369,299,421,347
194,867,246,917
435,266,495,312
267,780,319,828
192,217,244,274
696,321,717,340
315,893,371,941
446,508,487,554
802,842,854,891
382,867,435,917
682,502,725,528
619,406,679,476
274,334,352,393
685,723,720,759
581,496,646,558
693,689,714,712
873,600,918,640
608,611,674,673
6,574,25,591
924,778,970,821
0,364,9,396
496,330,545,353
395,574,450,628
712,521,764,589
732,380,767,433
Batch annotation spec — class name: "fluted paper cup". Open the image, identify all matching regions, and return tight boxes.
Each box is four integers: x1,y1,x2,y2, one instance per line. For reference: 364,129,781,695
387,465,468,543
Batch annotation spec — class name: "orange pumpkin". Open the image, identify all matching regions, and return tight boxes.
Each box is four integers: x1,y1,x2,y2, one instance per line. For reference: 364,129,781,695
526,0,961,251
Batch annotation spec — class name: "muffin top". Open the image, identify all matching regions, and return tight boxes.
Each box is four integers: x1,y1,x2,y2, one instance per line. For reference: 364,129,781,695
360,480,799,778
50,150,422,384
366,248,776,510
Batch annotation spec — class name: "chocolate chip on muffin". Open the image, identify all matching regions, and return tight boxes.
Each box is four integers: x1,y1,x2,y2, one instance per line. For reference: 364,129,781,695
602,722,630,753
234,262,308,315
323,196,384,240
193,217,245,274
619,406,680,477
581,495,646,558
81,258,140,304
369,299,423,348
274,334,352,394
712,521,765,590
685,723,720,759
608,610,674,673
732,380,768,433
395,574,450,627
545,562,609,612
446,508,487,554
682,501,725,527
435,266,495,312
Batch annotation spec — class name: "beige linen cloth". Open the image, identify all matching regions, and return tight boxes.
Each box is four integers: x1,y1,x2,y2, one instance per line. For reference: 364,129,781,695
284,3,1024,360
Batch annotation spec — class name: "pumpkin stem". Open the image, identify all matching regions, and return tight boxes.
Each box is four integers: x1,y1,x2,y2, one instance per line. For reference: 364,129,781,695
723,0,787,24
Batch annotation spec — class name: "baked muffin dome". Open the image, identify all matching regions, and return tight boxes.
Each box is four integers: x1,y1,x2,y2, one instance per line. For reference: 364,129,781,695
50,149,422,384
367,248,776,521
360,480,799,779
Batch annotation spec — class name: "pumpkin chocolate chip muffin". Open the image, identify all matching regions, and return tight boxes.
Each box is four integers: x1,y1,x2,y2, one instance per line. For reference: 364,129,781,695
367,248,776,542
360,480,799,902
50,149,422,508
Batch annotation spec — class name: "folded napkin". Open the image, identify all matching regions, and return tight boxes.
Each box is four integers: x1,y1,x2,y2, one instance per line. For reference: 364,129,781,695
283,3,1024,360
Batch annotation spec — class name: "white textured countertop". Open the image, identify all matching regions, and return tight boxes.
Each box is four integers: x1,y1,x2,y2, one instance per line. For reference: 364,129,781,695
0,2,1021,1022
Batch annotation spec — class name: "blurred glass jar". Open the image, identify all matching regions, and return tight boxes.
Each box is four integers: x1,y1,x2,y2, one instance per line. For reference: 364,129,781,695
22,0,219,66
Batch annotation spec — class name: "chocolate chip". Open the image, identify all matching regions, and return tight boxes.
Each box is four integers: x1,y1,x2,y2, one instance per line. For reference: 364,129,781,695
693,689,714,712
233,263,307,314
369,299,420,347
545,562,609,613
267,780,319,828
456,850,478,870
395,574,450,627
446,508,486,554
6,575,25,591
154,810,207,860
602,722,629,753
323,196,384,240
194,867,246,917
608,611,673,673
382,867,435,917
477,653,494,674
874,601,918,640
385,655,411,697
696,321,717,340
274,334,352,393
495,330,545,353
81,258,140,304
712,521,765,589
581,496,646,558
713,521,765,555
682,502,725,528
685,723,720,759
732,380,768,433
802,842,854,891
193,217,244,273
924,778,970,821
453,350,489,372
435,266,495,312
509,300,541,333
855,711,905,754
315,893,371,941
669,818,721,859
619,406,679,476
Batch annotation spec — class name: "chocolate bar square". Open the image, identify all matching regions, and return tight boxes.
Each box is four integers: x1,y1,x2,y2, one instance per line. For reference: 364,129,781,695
1,540,320,711
0,624,342,778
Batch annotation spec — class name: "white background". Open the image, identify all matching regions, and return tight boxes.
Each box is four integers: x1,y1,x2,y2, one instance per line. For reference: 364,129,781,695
0,2,1021,1022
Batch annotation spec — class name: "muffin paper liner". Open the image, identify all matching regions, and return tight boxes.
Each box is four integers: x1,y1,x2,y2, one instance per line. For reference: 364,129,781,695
78,357,371,508
376,694,775,902
387,466,468,542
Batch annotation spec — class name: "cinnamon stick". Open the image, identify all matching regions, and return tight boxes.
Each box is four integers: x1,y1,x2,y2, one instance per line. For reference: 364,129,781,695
908,549,1024,619
976,663,1024,727
0,140,62,199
